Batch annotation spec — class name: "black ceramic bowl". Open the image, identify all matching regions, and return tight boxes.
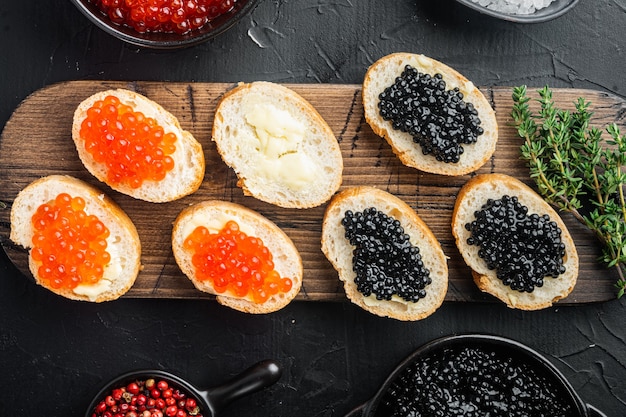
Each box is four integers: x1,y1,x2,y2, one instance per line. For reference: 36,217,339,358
70,0,259,49
84,359,281,417
346,334,606,417
456,0,579,23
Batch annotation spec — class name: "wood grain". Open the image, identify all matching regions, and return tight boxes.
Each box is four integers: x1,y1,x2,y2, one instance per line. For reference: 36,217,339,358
0,81,623,303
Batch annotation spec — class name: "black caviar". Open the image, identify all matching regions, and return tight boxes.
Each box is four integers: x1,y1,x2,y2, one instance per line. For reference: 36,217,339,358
377,345,575,417
342,207,431,302
465,195,566,292
378,65,484,163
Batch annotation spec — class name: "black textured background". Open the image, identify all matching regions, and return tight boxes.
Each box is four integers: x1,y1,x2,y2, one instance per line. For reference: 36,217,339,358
1,1,625,415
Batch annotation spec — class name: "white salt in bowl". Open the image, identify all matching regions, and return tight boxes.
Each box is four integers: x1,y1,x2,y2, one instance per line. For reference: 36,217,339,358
456,0,579,23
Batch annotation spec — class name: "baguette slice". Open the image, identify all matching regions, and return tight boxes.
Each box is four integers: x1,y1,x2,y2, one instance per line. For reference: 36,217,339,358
362,52,498,176
172,200,303,313
212,81,343,208
10,175,141,302
321,186,448,321
72,89,205,203
452,173,579,310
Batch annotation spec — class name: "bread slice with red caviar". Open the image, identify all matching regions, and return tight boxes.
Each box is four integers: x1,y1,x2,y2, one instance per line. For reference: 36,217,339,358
72,89,205,203
172,200,303,314
321,186,448,321
9,175,142,302
362,52,498,176
452,173,579,310
212,81,343,208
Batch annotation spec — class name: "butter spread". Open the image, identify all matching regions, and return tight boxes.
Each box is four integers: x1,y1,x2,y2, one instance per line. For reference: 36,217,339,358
257,152,319,189
73,278,113,301
181,212,255,238
363,294,411,309
416,55,434,73
72,234,122,301
245,103,319,189
412,55,474,96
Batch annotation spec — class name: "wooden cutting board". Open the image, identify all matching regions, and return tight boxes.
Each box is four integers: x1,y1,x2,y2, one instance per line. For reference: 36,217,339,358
0,81,623,303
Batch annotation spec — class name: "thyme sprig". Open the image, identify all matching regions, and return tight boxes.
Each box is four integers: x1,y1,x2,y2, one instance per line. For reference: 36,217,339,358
511,85,626,297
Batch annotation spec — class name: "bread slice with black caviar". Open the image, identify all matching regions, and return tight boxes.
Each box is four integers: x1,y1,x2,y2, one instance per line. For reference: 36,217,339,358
362,52,498,176
321,186,448,321
452,173,579,310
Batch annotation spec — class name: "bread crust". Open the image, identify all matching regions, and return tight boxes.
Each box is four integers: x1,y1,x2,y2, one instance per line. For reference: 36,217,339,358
171,200,303,314
72,89,205,203
452,173,579,310
321,186,448,321
362,53,498,176
9,175,141,302
212,81,343,208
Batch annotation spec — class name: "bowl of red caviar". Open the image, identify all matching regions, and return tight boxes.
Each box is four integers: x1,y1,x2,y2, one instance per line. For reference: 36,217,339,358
70,0,260,48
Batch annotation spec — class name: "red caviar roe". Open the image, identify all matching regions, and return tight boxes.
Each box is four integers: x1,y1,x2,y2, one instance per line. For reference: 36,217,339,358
184,220,293,303
30,193,111,290
89,0,238,35
79,95,177,189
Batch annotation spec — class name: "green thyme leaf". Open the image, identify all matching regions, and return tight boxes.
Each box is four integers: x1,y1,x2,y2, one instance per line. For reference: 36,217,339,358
512,85,626,298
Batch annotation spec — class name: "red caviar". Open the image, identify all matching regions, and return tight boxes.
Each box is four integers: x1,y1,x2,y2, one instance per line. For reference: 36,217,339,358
30,193,111,290
184,220,293,303
79,95,177,189
89,0,238,35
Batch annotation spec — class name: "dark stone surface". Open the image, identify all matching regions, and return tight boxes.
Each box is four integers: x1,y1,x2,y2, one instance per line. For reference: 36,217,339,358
1,1,625,415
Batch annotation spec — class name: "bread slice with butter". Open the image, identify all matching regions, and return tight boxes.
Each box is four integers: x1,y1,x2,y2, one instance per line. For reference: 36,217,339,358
321,186,448,321
212,81,343,208
72,89,205,203
362,53,498,176
10,175,141,302
172,200,303,314
452,173,579,310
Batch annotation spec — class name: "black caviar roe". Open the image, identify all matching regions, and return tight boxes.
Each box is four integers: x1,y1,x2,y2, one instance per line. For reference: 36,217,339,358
378,65,483,163
465,195,566,292
377,345,576,417
342,207,431,302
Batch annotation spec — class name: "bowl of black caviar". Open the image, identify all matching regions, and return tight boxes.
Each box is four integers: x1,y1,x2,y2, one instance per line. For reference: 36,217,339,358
455,0,579,23
84,360,281,417
70,0,260,49
345,334,606,417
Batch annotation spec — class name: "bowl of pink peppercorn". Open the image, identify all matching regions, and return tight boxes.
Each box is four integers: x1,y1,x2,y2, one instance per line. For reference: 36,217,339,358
70,0,260,48
84,360,281,417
